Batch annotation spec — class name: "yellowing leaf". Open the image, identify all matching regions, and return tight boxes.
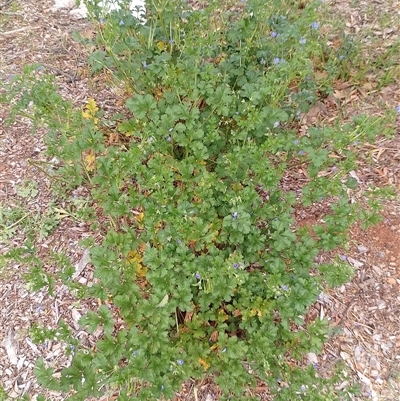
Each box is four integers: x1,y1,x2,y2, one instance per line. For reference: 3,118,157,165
231,182,243,191
126,250,147,277
84,151,96,171
87,98,99,114
198,358,210,371
82,110,91,119
136,264,148,277
127,250,142,264
156,41,167,51
82,98,99,124
218,308,228,321
134,212,145,229
250,308,262,317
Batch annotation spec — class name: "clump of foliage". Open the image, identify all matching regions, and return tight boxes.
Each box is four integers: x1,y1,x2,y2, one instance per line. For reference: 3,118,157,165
3,0,393,400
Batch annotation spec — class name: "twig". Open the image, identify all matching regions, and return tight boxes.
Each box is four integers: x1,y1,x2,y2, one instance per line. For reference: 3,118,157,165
27,159,70,184
0,0,13,10
54,299,60,324
0,26,40,35
0,11,22,15
0,211,32,231
336,293,360,326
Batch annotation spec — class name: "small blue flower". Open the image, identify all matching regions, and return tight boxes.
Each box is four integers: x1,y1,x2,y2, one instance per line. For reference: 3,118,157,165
300,37,306,45
311,21,319,29
260,57,265,64
294,139,300,145
339,55,345,60
177,359,184,365
233,211,238,219
340,254,347,261
169,39,175,44
273,58,285,65
273,121,280,128
296,111,301,120
119,20,125,26
271,31,278,37
332,166,338,172
233,263,239,269
313,363,318,370
142,61,147,68
301,384,306,392
167,136,172,142
282,285,288,291
132,350,137,356
99,18,105,24
396,105,400,114
195,272,201,280
353,140,359,145
298,150,305,156
177,239,182,244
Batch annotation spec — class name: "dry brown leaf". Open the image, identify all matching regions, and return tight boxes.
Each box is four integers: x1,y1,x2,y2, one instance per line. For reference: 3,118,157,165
209,330,219,342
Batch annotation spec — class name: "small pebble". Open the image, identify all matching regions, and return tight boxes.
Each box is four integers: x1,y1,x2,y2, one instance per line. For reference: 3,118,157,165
357,245,369,253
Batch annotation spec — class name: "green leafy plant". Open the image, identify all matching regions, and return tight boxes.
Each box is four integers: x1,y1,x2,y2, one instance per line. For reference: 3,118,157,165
2,0,396,400
16,180,39,198
0,386,8,401
0,202,31,242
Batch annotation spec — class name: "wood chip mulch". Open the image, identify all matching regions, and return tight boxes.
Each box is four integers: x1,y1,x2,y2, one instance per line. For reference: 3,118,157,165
1,0,400,400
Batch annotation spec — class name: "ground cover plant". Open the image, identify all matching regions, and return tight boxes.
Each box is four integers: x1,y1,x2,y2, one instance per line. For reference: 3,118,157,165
2,0,397,400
